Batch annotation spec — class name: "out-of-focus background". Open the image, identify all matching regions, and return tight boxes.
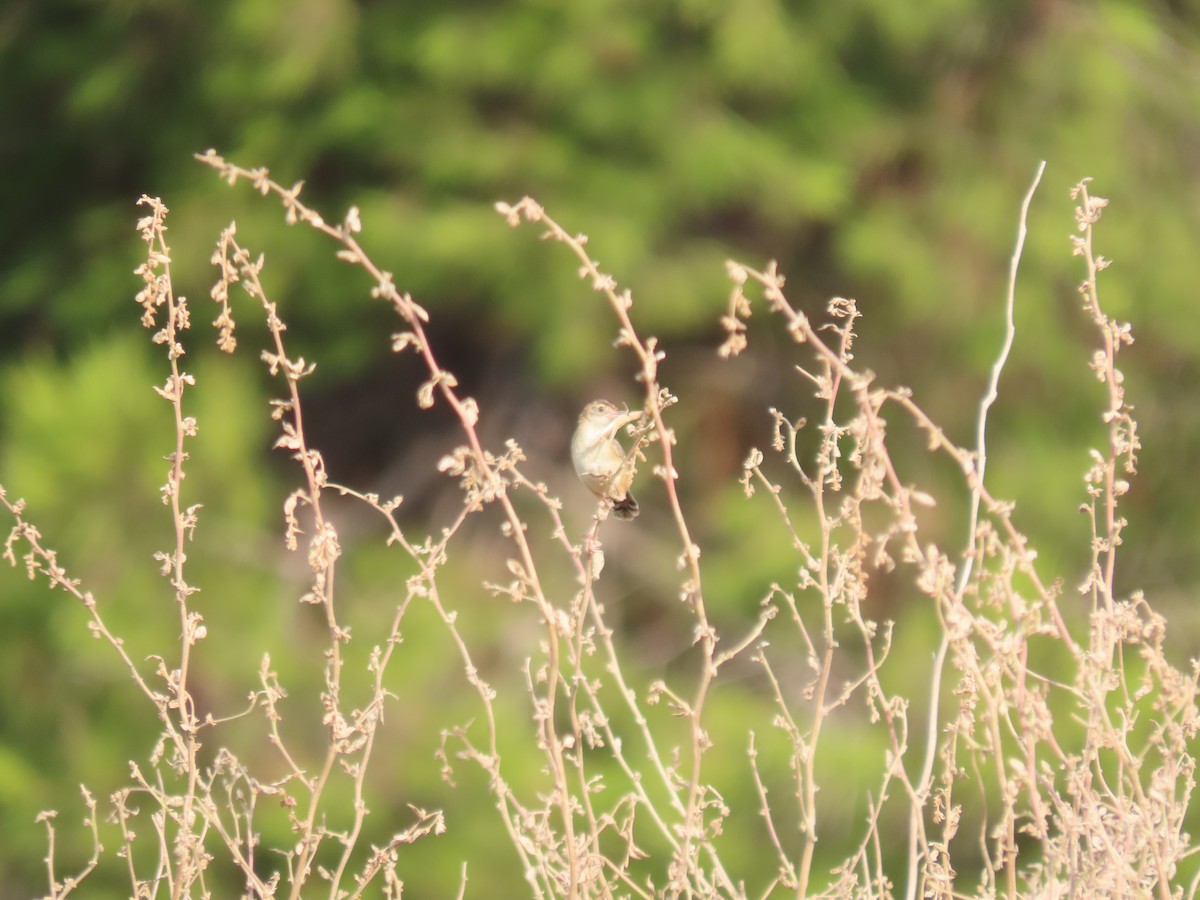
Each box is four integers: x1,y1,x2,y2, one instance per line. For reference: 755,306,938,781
2,1,1200,895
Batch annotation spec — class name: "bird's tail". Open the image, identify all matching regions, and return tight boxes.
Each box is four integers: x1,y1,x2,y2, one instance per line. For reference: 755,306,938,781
611,492,638,520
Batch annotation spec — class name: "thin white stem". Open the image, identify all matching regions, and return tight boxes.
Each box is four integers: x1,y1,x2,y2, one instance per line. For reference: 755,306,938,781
905,160,1046,900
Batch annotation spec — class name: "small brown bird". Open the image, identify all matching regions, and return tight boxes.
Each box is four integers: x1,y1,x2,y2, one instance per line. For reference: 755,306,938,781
571,400,643,519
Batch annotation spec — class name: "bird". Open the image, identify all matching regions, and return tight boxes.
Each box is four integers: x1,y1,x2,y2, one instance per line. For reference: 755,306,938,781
571,399,643,520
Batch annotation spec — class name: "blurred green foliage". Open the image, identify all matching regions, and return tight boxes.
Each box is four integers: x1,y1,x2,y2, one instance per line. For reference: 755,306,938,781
2,0,1200,894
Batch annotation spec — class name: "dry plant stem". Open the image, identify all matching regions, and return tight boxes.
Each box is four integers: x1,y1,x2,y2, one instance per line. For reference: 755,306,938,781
524,480,695,877
748,314,928,897
503,200,768,895
728,277,1009,893
510,468,690,856
216,232,463,897
36,789,101,900
747,731,799,892
908,160,1047,900
567,452,731,881
213,229,354,898
1072,179,1133,621
196,766,279,898
137,196,208,895
882,392,1074,648
0,492,168,713
796,324,848,898
497,197,738,898
745,268,1074,648
562,521,620,900
739,258,1071,647
721,178,1196,898
2,198,215,898
112,795,142,894
1070,181,1167,895
333,480,557,898
957,165,1047,602
723,297,959,890
877,389,1053,898
199,152,586,896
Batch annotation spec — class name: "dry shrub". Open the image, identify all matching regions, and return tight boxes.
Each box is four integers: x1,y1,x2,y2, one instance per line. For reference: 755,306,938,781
3,156,1195,899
